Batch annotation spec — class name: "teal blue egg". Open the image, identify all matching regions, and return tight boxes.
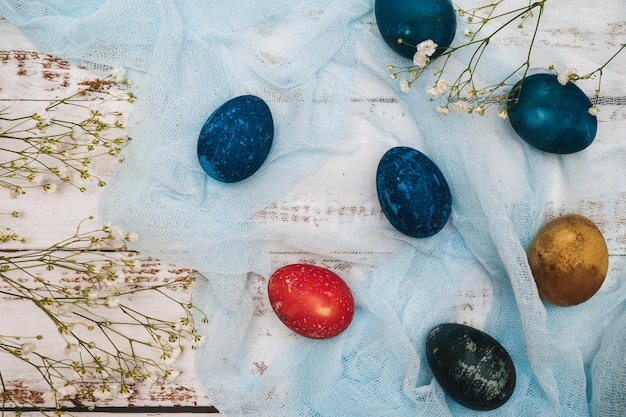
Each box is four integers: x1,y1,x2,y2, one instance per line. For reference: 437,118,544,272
376,146,451,238
375,0,457,60
197,95,273,183
507,73,597,154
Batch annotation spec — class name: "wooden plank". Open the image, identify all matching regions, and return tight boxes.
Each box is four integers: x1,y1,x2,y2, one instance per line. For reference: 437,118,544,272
0,251,212,409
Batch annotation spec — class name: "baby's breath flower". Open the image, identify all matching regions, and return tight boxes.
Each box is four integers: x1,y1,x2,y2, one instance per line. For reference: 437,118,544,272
58,383,79,398
89,103,105,116
412,52,429,68
426,85,441,98
498,109,508,119
65,343,80,357
162,366,181,380
43,183,58,194
104,296,120,308
110,66,126,83
20,342,36,355
399,79,411,93
452,100,469,113
472,105,485,116
588,106,599,116
32,109,51,124
29,173,44,186
93,385,113,401
557,68,578,86
117,384,134,399
435,106,450,116
126,231,139,243
193,335,206,348
417,39,438,57
436,79,448,93
109,225,125,241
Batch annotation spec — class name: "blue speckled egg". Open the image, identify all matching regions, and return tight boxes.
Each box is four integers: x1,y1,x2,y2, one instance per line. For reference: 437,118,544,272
507,73,597,154
376,146,451,238
375,0,457,60
426,323,516,411
197,95,274,183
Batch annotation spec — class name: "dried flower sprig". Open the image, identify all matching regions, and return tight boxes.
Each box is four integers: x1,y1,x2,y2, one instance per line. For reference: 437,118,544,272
0,217,206,411
0,71,133,198
387,0,625,115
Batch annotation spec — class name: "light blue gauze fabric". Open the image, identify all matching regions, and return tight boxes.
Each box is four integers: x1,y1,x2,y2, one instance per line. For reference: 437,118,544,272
2,0,625,416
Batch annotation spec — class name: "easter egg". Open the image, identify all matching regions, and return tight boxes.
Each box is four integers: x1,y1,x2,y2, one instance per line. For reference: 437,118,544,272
426,323,516,411
376,146,451,238
527,214,609,306
197,95,273,182
375,0,457,59
507,73,597,153
268,264,355,339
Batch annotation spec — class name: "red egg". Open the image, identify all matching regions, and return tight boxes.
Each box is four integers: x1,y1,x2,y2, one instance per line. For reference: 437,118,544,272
267,263,355,339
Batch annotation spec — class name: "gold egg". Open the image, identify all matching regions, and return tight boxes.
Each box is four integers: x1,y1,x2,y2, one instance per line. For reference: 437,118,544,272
527,214,609,307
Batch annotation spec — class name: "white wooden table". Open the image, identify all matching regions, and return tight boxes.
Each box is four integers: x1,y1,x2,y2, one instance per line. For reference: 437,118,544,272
0,15,215,416
1,6,625,417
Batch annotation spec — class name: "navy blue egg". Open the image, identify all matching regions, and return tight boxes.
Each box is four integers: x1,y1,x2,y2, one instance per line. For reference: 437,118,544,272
426,323,516,411
375,0,457,60
507,73,597,154
197,95,274,183
376,146,451,238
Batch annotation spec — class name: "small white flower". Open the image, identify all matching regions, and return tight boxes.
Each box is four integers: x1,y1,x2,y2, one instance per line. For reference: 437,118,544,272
473,105,485,116
557,68,578,86
57,166,71,182
417,39,438,57
65,343,80,357
110,66,125,82
43,183,57,194
426,85,441,98
399,79,411,93
161,347,182,365
58,383,79,398
20,342,36,355
89,102,105,116
435,106,450,116
588,106,599,116
557,73,569,86
412,51,429,68
30,173,43,186
33,110,50,124
93,385,113,401
452,100,469,113
117,384,134,399
498,109,508,119
104,296,120,308
193,335,206,348
162,366,181,380
126,231,139,243
464,28,473,37
436,79,448,93
115,112,130,128
110,225,125,240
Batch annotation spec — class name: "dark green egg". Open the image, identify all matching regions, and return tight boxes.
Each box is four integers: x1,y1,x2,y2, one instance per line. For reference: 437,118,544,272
426,323,516,411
